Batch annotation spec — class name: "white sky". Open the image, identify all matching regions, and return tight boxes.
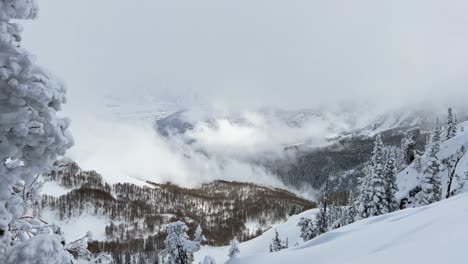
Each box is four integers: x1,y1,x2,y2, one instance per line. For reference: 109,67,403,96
17,0,468,190
23,0,468,113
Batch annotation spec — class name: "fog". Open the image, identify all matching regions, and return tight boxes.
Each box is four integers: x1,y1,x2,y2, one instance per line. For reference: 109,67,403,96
20,0,468,194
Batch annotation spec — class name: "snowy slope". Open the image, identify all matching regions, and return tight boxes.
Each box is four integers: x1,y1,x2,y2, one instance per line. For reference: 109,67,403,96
195,122,468,263
198,193,468,264
396,121,468,201
195,209,319,263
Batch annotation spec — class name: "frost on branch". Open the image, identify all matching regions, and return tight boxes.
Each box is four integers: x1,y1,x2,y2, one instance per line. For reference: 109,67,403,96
5,234,70,264
0,0,73,262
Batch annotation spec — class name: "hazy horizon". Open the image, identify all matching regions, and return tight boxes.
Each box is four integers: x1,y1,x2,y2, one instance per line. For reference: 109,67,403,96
19,0,468,195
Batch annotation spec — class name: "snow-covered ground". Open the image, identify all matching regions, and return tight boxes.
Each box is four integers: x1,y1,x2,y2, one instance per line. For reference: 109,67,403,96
41,209,110,241
396,121,468,200
197,193,468,264
195,209,319,263
41,181,71,197
195,121,468,264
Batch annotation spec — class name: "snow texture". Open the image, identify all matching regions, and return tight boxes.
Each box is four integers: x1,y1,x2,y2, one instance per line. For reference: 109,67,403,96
0,0,73,261
5,234,70,264
202,193,468,264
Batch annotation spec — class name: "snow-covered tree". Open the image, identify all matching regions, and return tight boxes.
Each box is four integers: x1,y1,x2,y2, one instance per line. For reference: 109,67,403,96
328,203,346,229
269,229,288,252
297,217,315,241
193,225,206,251
202,255,216,264
442,146,466,198
315,175,329,234
446,107,457,140
400,128,420,168
430,121,442,157
418,157,442,206
0,0,73,262
314,202,328,235
227,238,240,258
358,135,388,218
163,221,201,264
344,191,358,225
413,154,423,173
417,123,444,206
384,152,399,212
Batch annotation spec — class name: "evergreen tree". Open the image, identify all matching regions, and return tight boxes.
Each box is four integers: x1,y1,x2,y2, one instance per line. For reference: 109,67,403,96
227,238,240,258
345,191,358,225
400,128,420,168
269,229,287,252
163,221,200,264
413,154,423,173
418,157,442,206
297,217,315,241
384,152,399,212
203,255,216,264
446,107,457,140
193,225,206,251
357,172,371,219
314,203,328,235
315,174,329,234
0,1,73,263
430,121,442,157
358,135,388,218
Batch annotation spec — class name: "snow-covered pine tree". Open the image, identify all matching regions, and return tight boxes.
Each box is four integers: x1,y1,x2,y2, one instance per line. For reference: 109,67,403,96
297,217,315,241
314,203,328,235
358,135,389,218
446,107,457,140
228,238,240,258
418,157,442,206
357,172,371,219
269,229,287,252
345,191,358,225
315,174,330,234
203,255,216,264
400,128,420,168
384,152,399,212
194,225,206,251
430,121,442,157
0,1,74,263
163,221,201,264
328,203,346,229
413,153,423,173
417,122,443,206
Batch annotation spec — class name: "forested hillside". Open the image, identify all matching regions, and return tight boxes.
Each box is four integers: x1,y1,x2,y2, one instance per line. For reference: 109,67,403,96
37,162,314,263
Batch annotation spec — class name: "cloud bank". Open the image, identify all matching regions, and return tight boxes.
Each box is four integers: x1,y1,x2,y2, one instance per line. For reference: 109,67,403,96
19,0,468,197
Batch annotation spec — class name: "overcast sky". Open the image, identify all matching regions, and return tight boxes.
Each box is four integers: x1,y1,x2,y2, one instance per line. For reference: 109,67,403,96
23,0,468,113
17,0,468,191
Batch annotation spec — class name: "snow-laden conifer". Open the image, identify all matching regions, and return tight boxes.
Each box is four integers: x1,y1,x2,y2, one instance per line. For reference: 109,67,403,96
358,135,388,218
384,152,399,212
269,229,288,252
0,0,73,262
228,238,240,258
446,107,457,140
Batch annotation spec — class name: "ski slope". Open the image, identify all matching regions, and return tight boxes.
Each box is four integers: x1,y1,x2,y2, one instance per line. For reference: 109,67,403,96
197,192,468,264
